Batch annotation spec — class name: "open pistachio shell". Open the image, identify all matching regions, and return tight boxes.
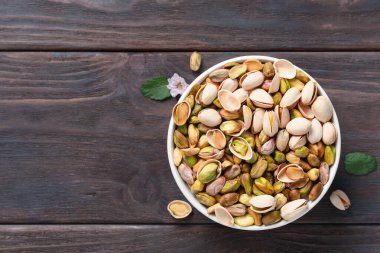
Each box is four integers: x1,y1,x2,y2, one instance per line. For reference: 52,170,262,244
249,88,274,108
242,105,253,130
286,117,311,135
172,101,191,126
330,190,350,211
197,159,222,183
268,74,280,93
288,135,307,150
167,200,192,219
277,164,305,183
297,103,314,119
274,105,290,129
220,120,245,137
218,90,241,112
198,108,222,127
280,87,301,109
263,110,279,137
252,108,265,134
280,199,308,221
215,205,234,227
240,71,264,91
244,59,263,72
233,88,249,103
206,129,227,150
229,64,247,79
229,137,253,160
249,195,276,214
198,146,224,160
307,118,323,144
219,78,238,92
276,129,290,152
322,122,337,145
311,96,333,123
273,59,297,79
301,80,318,105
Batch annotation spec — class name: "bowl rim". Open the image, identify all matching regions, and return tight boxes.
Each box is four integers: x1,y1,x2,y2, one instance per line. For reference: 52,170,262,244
167,55,341,230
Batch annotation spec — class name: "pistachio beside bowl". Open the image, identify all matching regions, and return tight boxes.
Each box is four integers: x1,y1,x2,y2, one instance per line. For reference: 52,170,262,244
167,56,341,230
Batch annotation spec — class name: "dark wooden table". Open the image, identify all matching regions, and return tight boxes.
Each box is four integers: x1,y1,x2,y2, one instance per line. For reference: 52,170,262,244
0,1,379,252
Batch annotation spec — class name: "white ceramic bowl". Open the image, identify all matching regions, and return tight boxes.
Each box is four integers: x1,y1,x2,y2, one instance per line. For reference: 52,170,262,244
167,55,341,230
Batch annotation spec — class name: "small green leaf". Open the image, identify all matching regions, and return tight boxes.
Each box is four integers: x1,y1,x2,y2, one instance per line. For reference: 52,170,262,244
344,152,377,176
140,76,171,101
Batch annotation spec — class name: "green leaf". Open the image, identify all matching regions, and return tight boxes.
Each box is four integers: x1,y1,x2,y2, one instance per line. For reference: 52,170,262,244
344,152,377,176
140,76,171,101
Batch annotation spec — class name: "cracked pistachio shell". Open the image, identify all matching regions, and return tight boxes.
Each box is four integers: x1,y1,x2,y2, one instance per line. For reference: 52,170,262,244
249,195,276,214
196,192,216,207
229,137,253,160
274,105,290,129
220,120,245,136
254,177,274,195
330,190,351,211
244,59,263,71
276,129,289,152
206,129,226,150
250,157,268,178
227,203,247,217
280,87,301,109
242,105,253,130
215,205,234,227
261,138,276,155
229,64,247,79
249,88,274,108
197,159,222,183
280,199,308,221
298,102,314,119
206,176,226,196
263,110,279,137
198,108,222,127
191,179,205,193
286,117,311,136
241,173,253,195
239,194,252,206
218,89,241,112
198,146,224,160
312,96,333,123
233,88,249,103
219,78,238,92
219,193,240,207
220,177,241,194
263,61,275,77
262,210,281,225
178,163,195,185
167,200,192,219
234,214,255,227
269,74,280,93
273,59,297,79
288,175,309,189
307,118,323,144
251,108,265,134
240,71,264,91
173,130,188,149
322,122,337,145
319,162,330,185
324,145,335,166
289,135,307,151
198,83,218,105
209,69,229,83
172,101,191,126
301,81,318,105
308,182,323,201
181,147,200,157
277,164,305,183
173,147,182,166
207,203,221,214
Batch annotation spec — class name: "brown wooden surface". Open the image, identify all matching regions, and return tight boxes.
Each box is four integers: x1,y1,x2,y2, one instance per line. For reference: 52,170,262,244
0,225,378,253
0,0,379,51
0,52,377,225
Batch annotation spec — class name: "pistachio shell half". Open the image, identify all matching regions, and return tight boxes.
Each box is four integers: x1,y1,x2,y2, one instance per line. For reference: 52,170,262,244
268,74,280,94
215,205,234,226
277,164,305,183
319,162,330,185
307,118,323,144
297,103,314,119
274,105,290,129
206,129,227,150
219,78,238,92
273,59,297,79
288,135,307,150
233,88,249,103
249,88,274,108
240,71,264,91
198,108,222,127
167,200,192,219
172,101,191,126
218,90,241,112
244,59,263,72
242,105,253,130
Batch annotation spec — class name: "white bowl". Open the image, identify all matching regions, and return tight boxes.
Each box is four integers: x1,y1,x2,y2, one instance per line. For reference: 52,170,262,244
167,55,341,230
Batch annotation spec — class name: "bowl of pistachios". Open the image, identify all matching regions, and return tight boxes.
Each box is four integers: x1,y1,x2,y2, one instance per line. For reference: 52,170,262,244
167,56,341,230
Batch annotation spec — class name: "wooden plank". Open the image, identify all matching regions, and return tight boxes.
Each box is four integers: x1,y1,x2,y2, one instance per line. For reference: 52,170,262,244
0,52,377,224
0,1,379,50
0,225,378,253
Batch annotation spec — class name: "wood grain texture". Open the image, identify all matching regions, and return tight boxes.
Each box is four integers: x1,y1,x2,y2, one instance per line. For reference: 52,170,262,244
0,52,377,224
0,0,379,50
0,225,378,253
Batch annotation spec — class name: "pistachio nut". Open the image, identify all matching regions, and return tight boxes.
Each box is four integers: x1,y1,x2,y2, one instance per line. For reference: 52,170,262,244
290,108,303,119
322,122,337,145
181,147,200,156
185,94,195,109
288,135,307,150
198,146,224,160
275,193,288,210
191,103,202,116
273,181,286,194
205,176,225,196
220,120,244,136
218,89,241,112
220,177,241,194
241,131,255,148
198,83,218,106
308,141,325,159
246,97,256,110
220,109,241,120
236,173,250,195
295,146,309,158
250,157,268,178
249,194,276,213
239,193,252,206
173,147,182,166
191,179,205,193
262,211,281,225
299,180,313,198
167,200,192,219
196,192,216,207
229,137,253,160
197,134,208,149
273,59,296,79
239,71,264,91
198,108,222,127
298,160,312,172
319,162,330,185
311,96,333,123
246,151,259,164
263,110,279,137
251,108,265,134
263,61,275,78
242,105,253,130
219,78,238,92
330,190,350,211
296,70,310,83
289,189,301,201
177,124,188,136
197,159,222,183
286,117,311,136
289,78,304,91
276,129,289,152
189,115,199,124
233,155,242,165
190,51,201,71
219,193,240,207
213,98,223,108
224,165,241,179
234,214,255,227
252,185,265,196
254,177,274,195
172,101,191,126
227,203,247,217
224,62,240,68
178,163,195,185
307,168,319,181
241,163,251,173
207,203,222,214
280,78,290,94
308,182,323,201
198,123,211,134
280,87,301,108
286,152,301,164
183,155,198,167
229,64,247,79
280,199,308,221
187,124,199,147
215,205,234,226
244,59,263,71
209,69,229,83
307,153,321,167
173,130,189,149
307,118,323,144
249,88,274,108
260,138,276,155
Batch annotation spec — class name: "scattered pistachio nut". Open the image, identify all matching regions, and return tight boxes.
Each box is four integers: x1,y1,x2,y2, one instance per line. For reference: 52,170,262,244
190,51,201,71
330,189,350,211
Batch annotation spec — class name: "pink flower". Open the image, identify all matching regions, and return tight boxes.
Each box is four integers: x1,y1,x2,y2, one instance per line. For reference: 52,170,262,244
167,73,189,97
